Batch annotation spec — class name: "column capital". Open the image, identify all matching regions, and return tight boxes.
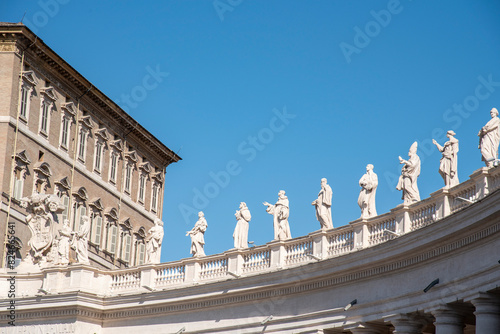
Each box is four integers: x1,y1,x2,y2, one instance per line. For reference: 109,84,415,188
471,292,500,314
385,313,431,334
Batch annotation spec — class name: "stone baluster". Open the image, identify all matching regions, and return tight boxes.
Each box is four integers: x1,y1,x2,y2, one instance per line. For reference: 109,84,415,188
471,293,500,333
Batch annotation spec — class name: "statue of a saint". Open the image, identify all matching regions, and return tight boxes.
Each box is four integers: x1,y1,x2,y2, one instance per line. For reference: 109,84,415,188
263,190,291,241
311,178,333,230
433,130,459,187
478,107,500,167
71,215,90,265
57,219,72,265
396,142,421,205
186,211,207,257
146,218,164,264
233,202,251,249
358,164,378,219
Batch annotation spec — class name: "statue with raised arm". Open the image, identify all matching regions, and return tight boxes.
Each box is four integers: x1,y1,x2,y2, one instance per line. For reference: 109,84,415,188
311,178,333,230
146,218,164,264
57,219,72,265
433,130,459,188
233,202,251,249
263,190,291,241
186,211,207,257
396,142,421,205
71,215,90,265
358,164,378,219
478,107,500,167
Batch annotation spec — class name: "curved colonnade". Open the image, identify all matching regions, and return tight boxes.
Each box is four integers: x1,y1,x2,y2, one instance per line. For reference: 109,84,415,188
1,166,500,333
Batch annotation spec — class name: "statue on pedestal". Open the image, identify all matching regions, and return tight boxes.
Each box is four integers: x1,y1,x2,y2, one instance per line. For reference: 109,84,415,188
433,130,459,187
57,219,72,265
187,211,207,257
263,190,291,241
358,164,378,219
311,178,333,230
146,218,164,264
71,215,90,265
233,202,251,249
478,107,500,167
396,142,421,205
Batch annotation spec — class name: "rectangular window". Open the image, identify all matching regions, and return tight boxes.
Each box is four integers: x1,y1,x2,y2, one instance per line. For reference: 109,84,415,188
94,142,103,172
13,176,24,200
61,195,69,222
138,243,145,265
20,86,29,119
78,130,86,160
110,153,118,183
138,174,145,203
109,225,117,254
93,216,102,245
125,164,132,193
151,183,158,212
40,102,50,134
61,117,70,149
123,234,131,262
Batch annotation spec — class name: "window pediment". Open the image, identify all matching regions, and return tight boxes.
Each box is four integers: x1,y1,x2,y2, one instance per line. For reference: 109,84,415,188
134,227,146,239
55,177,70,190
95,128,110,141
152,171,164,183
73,187,88,201
119,218,132,230
22,71,38,86
14,150,31,165
89,198,104,211
125,150,138,163
62,102,77,116
105,208,119,221
79,115,94,130
33,162,52,177
110,139,123,152
40,87,58,102
138,162,152,174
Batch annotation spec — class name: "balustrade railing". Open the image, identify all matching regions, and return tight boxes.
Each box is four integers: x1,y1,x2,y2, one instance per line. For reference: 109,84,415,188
17,166,498,298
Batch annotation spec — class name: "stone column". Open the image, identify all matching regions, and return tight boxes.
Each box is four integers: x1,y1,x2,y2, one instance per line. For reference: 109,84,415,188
432,307,464,334
388,314,427,334
472,293,500,333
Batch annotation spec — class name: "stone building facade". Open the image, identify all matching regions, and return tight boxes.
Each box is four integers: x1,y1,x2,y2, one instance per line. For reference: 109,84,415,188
0,23,180,269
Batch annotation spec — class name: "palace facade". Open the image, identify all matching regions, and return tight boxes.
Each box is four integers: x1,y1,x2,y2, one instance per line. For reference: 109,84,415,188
0,22,181,269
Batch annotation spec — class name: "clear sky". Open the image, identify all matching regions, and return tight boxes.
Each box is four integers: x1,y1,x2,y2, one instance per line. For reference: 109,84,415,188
3,1,500,262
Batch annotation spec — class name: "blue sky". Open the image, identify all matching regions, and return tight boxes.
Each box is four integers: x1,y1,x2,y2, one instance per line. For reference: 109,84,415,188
3,1,500,262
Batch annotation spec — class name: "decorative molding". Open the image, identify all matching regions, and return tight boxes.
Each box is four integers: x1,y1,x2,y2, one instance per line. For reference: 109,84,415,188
33,161,52,177
125,150,138,163
22,70,38,86
95,128,110,141
134,227,146,239
14,149,31,165
105,208,119,221
73,186,88,201
40,86,58,101
61,102,77,116
110,139,123,152
120,218,132,230
138,162,152,174
55,176,71,190
152,171,164,183
89,198,104,211
79,115,94,130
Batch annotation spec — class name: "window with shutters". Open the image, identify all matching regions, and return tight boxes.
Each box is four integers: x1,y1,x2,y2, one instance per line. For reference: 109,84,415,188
137,242,145,266
125,163,132,194
60,116,70,149
109,224,117,254
20,85,31,121
94,141,103,173
78,129,87,161
61,195,70,222
151,183,159,212
93,215,103,245
40,101,50,135
138,174,146,204
123,234,131,262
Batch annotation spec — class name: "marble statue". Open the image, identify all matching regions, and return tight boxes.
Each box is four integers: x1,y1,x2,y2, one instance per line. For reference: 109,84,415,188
146,218,164,264
311,178,333,230
186,211,207,257
233,202,251,249
23,193,62,265
478,107,500,167
396,142,421,205
358,164,378,219
433,130,459,187
57,219,72,265
263,190,292,241
71,215,90,265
